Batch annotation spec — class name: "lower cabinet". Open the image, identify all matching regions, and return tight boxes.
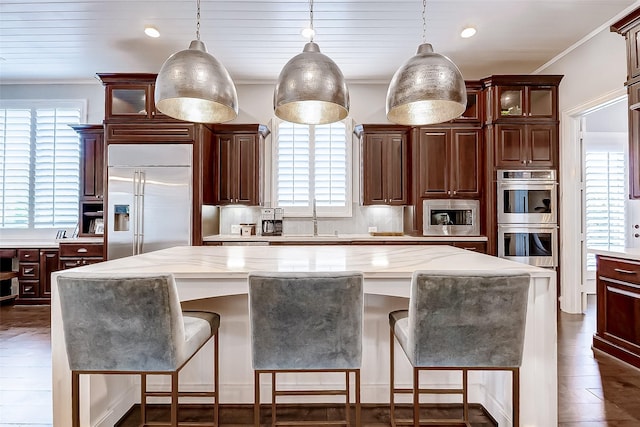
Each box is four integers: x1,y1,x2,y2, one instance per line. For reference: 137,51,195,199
58,242,104,270
593,255,640,369
17,248,59,304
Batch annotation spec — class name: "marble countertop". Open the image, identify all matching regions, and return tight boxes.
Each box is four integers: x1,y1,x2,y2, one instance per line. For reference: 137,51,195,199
203,233,489,243
588,246,640,261
69,244,549,281
0,237,103,249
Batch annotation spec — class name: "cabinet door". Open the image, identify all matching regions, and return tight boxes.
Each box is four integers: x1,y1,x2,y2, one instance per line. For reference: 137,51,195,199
80,131,104,199
418,129,449,197
494,125,526,168
527,87,556,119
361,134,387,204
215,134,235,204
450,129,482,197
106,85,153,119
527,124,557,167
385,134,408,204
496,86,525,118
629,83,640,199
235,134,259,205
628,26,640,80
40,249,59,298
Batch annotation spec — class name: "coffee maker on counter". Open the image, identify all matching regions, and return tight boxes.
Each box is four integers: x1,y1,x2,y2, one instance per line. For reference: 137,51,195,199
261,208,283,236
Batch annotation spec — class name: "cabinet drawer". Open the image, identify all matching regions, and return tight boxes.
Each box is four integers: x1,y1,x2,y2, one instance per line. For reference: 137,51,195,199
598,257,640,285
19,263,39,279
60,258,103,270
18,249,39,262
19,280,39,297
59,243,103,258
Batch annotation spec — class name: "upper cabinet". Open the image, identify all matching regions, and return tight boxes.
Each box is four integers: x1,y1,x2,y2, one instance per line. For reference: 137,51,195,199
612,9,640,199
210,124,270,206
416,127,483,198
71,124,105,237
355,124,410,206
493,123,557,168
455,81,484,123
98,73,172,121
482,75,563,123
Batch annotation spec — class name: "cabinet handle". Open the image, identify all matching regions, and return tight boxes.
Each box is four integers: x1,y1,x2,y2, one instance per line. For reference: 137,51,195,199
24,254,30,258
76,248,88,253
452,190,457,195
614,268,637,275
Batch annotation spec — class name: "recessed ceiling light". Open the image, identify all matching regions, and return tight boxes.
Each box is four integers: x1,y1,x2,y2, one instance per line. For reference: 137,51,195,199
460,27,477,38
301,27,315,39
144,26,160,38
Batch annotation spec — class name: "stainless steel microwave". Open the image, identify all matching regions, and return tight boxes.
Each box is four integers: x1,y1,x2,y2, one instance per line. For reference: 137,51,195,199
423,200,480,236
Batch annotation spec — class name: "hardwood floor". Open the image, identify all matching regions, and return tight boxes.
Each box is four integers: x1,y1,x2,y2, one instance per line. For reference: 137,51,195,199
1,296,639,426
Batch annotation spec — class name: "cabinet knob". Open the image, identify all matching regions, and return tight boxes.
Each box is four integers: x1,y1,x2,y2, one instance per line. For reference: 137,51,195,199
452,190,457,195
635,233,639,238
521,160,527,165
635,224,639,229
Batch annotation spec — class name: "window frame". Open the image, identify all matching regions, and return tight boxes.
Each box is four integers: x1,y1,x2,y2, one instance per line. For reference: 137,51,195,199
0,99,87,230
269,117,353,218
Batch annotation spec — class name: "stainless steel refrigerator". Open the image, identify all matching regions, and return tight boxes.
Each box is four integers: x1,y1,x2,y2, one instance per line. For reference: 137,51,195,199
107,144,192,260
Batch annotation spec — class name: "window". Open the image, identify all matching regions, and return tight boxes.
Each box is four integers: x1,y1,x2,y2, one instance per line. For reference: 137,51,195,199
272,119,351,217
0,101,83,229
584,150,625,270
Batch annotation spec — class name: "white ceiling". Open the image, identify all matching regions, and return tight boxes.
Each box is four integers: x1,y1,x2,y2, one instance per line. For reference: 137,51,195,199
0,0,638,85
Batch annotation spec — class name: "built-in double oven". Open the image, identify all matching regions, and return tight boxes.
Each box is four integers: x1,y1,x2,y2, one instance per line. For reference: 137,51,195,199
496,170,558,268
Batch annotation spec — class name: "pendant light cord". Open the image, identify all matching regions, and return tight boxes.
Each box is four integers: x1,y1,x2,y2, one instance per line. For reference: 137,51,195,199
421,0,427,44
196,0,201,41
309,0,314,42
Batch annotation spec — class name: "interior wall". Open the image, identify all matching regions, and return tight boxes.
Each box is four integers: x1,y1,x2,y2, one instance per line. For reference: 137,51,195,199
537,27,629,313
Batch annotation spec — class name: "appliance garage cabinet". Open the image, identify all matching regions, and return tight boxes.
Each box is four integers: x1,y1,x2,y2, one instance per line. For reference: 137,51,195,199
209,124,270,206
17,248,58,304
593,255,640,369
58,242,104,270
355,124,410,205
612,9,640,199
71,124,104,237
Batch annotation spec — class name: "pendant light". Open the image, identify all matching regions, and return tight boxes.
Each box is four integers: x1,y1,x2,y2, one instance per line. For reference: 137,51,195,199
273,0,349,125
386,0,466,126
155,0,238,123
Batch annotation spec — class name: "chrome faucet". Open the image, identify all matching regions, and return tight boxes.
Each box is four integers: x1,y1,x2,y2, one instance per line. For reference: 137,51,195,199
312,199,318,237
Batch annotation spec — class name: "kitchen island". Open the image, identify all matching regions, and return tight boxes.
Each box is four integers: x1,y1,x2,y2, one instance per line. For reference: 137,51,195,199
51,245,556,427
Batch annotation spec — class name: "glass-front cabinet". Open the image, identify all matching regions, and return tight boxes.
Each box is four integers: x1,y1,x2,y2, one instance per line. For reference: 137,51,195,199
98,73,169,120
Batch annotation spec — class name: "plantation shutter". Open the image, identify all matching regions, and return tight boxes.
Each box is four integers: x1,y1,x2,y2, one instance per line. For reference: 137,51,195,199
584,151,625,270
0,109,32,228
276,121,310,207
34,108,81,228
315,122,347,207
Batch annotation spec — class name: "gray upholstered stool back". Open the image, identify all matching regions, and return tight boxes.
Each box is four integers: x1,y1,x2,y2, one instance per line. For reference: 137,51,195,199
248,271,364,370
406,270,530,367
57,273,191,372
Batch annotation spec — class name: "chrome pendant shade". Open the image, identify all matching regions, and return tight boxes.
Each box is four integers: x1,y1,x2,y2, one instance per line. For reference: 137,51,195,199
155,0,238,124
274,42,349,125
386,43,466,126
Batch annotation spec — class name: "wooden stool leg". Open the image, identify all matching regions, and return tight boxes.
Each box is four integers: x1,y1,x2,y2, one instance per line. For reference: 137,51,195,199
462,368,469,423
389,328,396,427
71,371,80,427
254,371,261,427
413,367,420,427
141,374,147,425
271,372,277,427
345,371,351,427
171,372,179,427
513,368,520,427
214,333,219,426
355,369,361,427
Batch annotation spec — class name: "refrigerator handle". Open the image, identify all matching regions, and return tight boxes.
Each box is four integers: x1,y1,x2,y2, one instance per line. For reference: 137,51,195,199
138,171,146,255
133,170,139,255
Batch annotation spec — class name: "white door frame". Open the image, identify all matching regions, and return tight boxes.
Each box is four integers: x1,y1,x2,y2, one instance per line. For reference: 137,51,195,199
560,87,627,314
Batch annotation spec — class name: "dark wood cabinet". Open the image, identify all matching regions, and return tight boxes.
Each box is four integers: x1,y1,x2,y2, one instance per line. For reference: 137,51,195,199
416,127,482,198
98,73,173,121
16,248,58,304
210,124,269,206
58,242,104,270
593,255,640,369
454,81,484,123
71,125,105,237
493,123,557,168
612,10,640,199
356,125,410,205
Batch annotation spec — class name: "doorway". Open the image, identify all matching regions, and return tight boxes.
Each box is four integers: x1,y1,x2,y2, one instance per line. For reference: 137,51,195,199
580,99,628,303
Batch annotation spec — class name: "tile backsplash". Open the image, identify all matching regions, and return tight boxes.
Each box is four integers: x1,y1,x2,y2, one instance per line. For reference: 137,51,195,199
218,203,403,235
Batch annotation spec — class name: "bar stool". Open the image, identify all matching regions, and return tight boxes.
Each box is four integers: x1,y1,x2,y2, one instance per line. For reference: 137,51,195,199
248,271,364,427
389,270,530,427
57,273,220,427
